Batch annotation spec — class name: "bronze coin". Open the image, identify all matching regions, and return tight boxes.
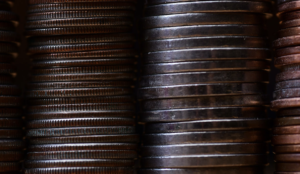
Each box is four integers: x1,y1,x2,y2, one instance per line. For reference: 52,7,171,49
273,134,300,145
278,1,300,13
279,10,300,21
274,88,300,99
274,35,300,48
273,125,300,134
274,144,300,153
274,54,300,69
276,71,300,82
276,46,300,57
272,98,300,110
274,117,300,126
280,19,300,29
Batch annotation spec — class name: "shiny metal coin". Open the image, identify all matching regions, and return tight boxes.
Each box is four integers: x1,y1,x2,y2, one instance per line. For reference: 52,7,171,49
141,154,268,168
143,130,268,145
141,107,267,123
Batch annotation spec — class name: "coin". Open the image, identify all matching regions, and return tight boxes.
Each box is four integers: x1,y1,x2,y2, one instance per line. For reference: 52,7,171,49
27,118,135,129
0,96,21,106
278,1,300,13
276,163,300,172
144,48,271,63
26,126,135,137
274,117,300,126
25,159,135,168
143,60,270,74
0,21,15,32
26,26,132,36
0,108,22,118
0,85,20,95
138,167,264,174
280,19,300,29
0,63,15,74
0,162,21,172
273,125,300,134
26,17,132,29
279,10,300,21
28,34,135,46
0,139,25,150
0,75,14,84
32,58,136,68
142,95,268,111
27,10,134,21
278,107,300,116
277,27,300,38
141,143,268,156
141,107,267,123
0,30,17,42
144,37,268,52
276,154,300,162
29,42,134,53
146,0,270,5
276,71,300,82
272,98,300,109
274,54,300,69
25,167,135,174
29,134,139,144
274,88,300,99
28,0,137,4
270,134,299,145
145,118,269,133
274,144,300,153
140,71,269,87
0,42,18,53
141,154,268,168
274,36,300,48
145,1,271,16
143,13,265,29
0,11,17,21
32,66,135,74
0,151,23,161
0,118,22,128
28,143,137,151
139,83,267,99
0,129,23,138
143,130,268,145
28,2,136,13
27,150,137,160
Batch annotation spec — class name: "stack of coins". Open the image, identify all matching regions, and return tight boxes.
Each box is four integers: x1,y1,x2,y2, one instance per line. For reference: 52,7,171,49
0,0,24,174
139,0,272,173
271,0,300,173
24,0,138,174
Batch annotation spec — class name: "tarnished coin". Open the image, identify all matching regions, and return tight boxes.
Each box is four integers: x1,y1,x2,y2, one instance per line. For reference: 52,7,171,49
274,35,300,48
27,10,134,21
139,83,267,99
0,118,22,128
274,144,300,153
0,151,23,161
32,58,136,68
278,1,300,13
277,27,300,38
0,162,21,172
26,126,135,137
28,33,135,46
274,88,300,99
274,117,300,126
29,42,133,53
143,13,265,29
144,36,268,52
141,154,268,168
280,19,300,29
140,71,269,87
144,48,271,63
142,95,268,111
25,167,135,174
138,167,264,174
143,60,270,74
26,17,132,29
145,118,269,133
143,130,268,145
29,134,139,144
279,10,300,21
141,107,267,123
27,150,137,160
0,85,19,95
146,0,270,5
25,159,135,168
0,139,25,150
276,154,300,162
0,129,23,138
144,25,266,40
274,54,300,69
26,26,132,36
141,143,268,156
276,71,300,82
278,107,300,116
28,0,137,4
31,73,135,82
28,2,136,13
272,98,300,109
28,143,137,151
273,125,300,134
27,81,134,89
276,163,300,172
27,118,134,129
145,1,271,16
0,96,21,106
0,108,22,118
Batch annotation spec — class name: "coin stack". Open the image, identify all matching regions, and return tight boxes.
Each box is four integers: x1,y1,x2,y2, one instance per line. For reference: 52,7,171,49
271,0,300,173
139,0,272,173
24,0,138,174
0,0,24,173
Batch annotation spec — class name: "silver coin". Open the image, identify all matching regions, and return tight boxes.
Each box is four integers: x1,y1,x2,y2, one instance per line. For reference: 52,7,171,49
139,83,267,99
144,25,266,41
144,48,270,63
140,71,269,87
141,154,268,168
145,1,271,16
143,130,269,145
144,36,268,52
142,95,268,111
141,107,267,123
145,118,270,133
141,143,268,156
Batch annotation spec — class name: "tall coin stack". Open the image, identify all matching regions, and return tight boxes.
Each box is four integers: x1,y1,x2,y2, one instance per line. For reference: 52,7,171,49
24,0,138,174
271,0,300,173
139,0,272,173
0,0,24,173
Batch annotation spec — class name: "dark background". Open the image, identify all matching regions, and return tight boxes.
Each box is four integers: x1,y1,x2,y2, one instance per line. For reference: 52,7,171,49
11,0,278,173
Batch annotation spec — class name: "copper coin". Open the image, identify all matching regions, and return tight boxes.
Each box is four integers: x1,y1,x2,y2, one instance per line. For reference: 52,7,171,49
276,46,300,57
0,21,15,32
0,129,23,138
273,88,300,99
280,19,300,29
0,118,22,128
274,144,300,153
274,117,300,126
0,96,21,106
273,134,300,145
278,1,300,13
274,35,300,48
0,42,18,53
0,11,17,21
276,154,300,162
278,107,300,116
147,0,271,5
25,167,135,174
273,125,300,134
0,30,17,42
29,134,139,144
276,163,300,172
276,71,300,82
28,0,137,4
32,66,135,74
272,98,300,109
0,162,21,172
279,10,300,21
274,54,300,69
0,108,22,118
